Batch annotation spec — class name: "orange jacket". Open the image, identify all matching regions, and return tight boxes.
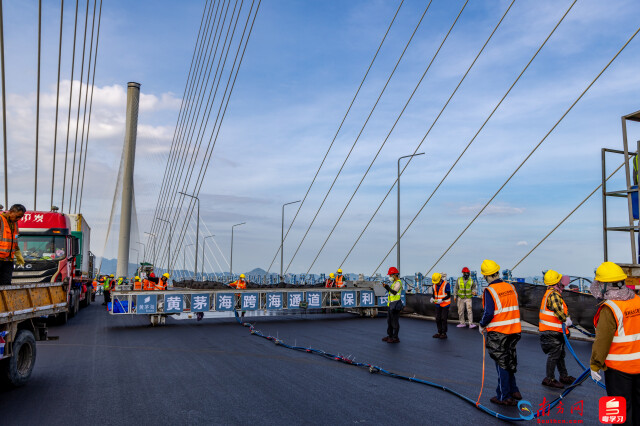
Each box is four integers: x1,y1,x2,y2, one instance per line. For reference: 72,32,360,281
433,281,451,308
155,279,167,291
595,295,640,374
539,288,568,334
0,214,18,260
133,280,142,291
230,279,246,290
143,279,154,291
483,281,521,334
335,275,345,288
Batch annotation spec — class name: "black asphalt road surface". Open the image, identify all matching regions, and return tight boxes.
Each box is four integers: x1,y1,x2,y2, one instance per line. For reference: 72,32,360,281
1,296,602,425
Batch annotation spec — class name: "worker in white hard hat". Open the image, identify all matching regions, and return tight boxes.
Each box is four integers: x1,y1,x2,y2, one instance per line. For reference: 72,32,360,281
325,273,336,288
335,269,345,288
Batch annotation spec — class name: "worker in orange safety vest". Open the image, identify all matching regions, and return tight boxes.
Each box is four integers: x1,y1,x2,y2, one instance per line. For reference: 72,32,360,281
335,269,345,288
229,274,247,289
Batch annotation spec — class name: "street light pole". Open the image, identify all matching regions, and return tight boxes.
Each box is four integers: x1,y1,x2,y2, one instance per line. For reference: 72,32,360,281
230,222,246,276
144,232,156,266
203,235,215,280
136,241,146,263
184,243,194,278
156,218,172,277
179,192,200,280
281,200,301,280
397,152,425,276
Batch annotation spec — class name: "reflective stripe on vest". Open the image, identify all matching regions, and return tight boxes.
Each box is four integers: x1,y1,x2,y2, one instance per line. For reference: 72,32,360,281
0,215,17,259
538,288,568,334
433,282,450,307
457,277,474,298
387,279,403,305
483,281,521,334
597,295,640,374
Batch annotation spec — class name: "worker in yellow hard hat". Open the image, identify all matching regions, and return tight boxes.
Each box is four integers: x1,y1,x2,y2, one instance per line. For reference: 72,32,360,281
539,270,576,389
430,272,451,339
133,276,142,291
229,274,247,290
155,273,169,291
335,269,345,288
590,262,640,424
479,259,522,406
325,273,336,288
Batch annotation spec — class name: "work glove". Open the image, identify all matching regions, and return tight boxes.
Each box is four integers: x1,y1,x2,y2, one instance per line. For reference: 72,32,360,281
479,326,486,335
14,250,25,266
564,317,573,328
429,298,435,303
590,369,602,382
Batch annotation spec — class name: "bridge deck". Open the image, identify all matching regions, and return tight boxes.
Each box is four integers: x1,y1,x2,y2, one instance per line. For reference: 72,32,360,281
0,295,601,425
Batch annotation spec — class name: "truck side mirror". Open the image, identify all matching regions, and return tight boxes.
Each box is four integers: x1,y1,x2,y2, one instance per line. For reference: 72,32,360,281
72,237,80,257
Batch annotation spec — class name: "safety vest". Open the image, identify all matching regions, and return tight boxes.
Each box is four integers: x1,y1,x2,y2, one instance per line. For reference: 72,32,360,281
143,279,154,291
483,280,521,334
155,280,166,291
92,280,98,290
133,280,142,291
103,280,110,291
387,279,403,306
433,281,451,307
594,295,640,374
457,277,474,298
325,279,335,288
236,280,246,290
538,288,568,334
336,275,345,288
0,214,18,260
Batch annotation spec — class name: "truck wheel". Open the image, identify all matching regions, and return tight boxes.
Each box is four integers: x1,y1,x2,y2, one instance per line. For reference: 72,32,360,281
1,330,37,387
68,294,76,318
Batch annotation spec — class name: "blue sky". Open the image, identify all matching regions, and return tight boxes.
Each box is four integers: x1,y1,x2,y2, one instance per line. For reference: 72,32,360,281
3,0,640,279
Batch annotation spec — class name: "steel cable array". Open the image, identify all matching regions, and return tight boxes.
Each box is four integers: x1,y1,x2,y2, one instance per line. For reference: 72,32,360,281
263,0,406,275
303,0,515,276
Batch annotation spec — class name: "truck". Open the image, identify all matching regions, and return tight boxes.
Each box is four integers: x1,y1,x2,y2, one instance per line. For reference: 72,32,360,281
0,281,67,387
11,211,95,322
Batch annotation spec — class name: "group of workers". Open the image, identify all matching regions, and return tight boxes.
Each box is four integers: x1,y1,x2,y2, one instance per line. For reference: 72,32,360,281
382,260,640,423
93,272,172,306
325,269,346,288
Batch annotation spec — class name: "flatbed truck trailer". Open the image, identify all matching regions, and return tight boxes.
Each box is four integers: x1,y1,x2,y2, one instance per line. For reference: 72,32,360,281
0,282,67,387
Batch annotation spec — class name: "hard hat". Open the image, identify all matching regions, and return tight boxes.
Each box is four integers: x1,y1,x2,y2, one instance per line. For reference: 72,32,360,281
240,274,245,278
480,259,500,276
162,273,170,278
134,276,140,281
595,262,627,283
337,269,343,274
432,272,442,284
544,270,562,286
462,267,470,273
387,267,399,275
329,273,335,278
109,274,114,277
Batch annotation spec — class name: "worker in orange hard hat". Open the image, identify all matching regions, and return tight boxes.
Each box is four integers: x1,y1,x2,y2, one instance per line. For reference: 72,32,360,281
382,267,403,343
325,273,336,288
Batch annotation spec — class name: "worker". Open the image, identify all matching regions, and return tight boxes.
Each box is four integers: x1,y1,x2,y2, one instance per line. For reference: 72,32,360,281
539,270,576,389
103,274,114,306
229,274,247,289
155,273,169,290
133,276,142,291
382,267,403,343
325,273,336,288
97,276,104,295
430,273,451,339
479,259,522,406
148,268,156,278
454,267,477,328
0,204,25,285
92,278,98,294
335,269,346,288
590,262,640,424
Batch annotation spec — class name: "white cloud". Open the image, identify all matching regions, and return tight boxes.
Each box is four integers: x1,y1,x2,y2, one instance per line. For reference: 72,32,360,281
517,241,528,246
456,203,525,216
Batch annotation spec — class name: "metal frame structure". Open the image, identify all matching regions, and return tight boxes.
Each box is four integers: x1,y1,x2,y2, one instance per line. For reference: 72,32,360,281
602,109,640,274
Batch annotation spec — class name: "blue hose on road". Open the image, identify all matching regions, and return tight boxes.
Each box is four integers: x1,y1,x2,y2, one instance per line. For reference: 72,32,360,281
563,323,607,390
234,312,596,421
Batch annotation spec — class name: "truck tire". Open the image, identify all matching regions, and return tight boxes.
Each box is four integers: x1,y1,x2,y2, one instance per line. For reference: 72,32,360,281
1,330,37,387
